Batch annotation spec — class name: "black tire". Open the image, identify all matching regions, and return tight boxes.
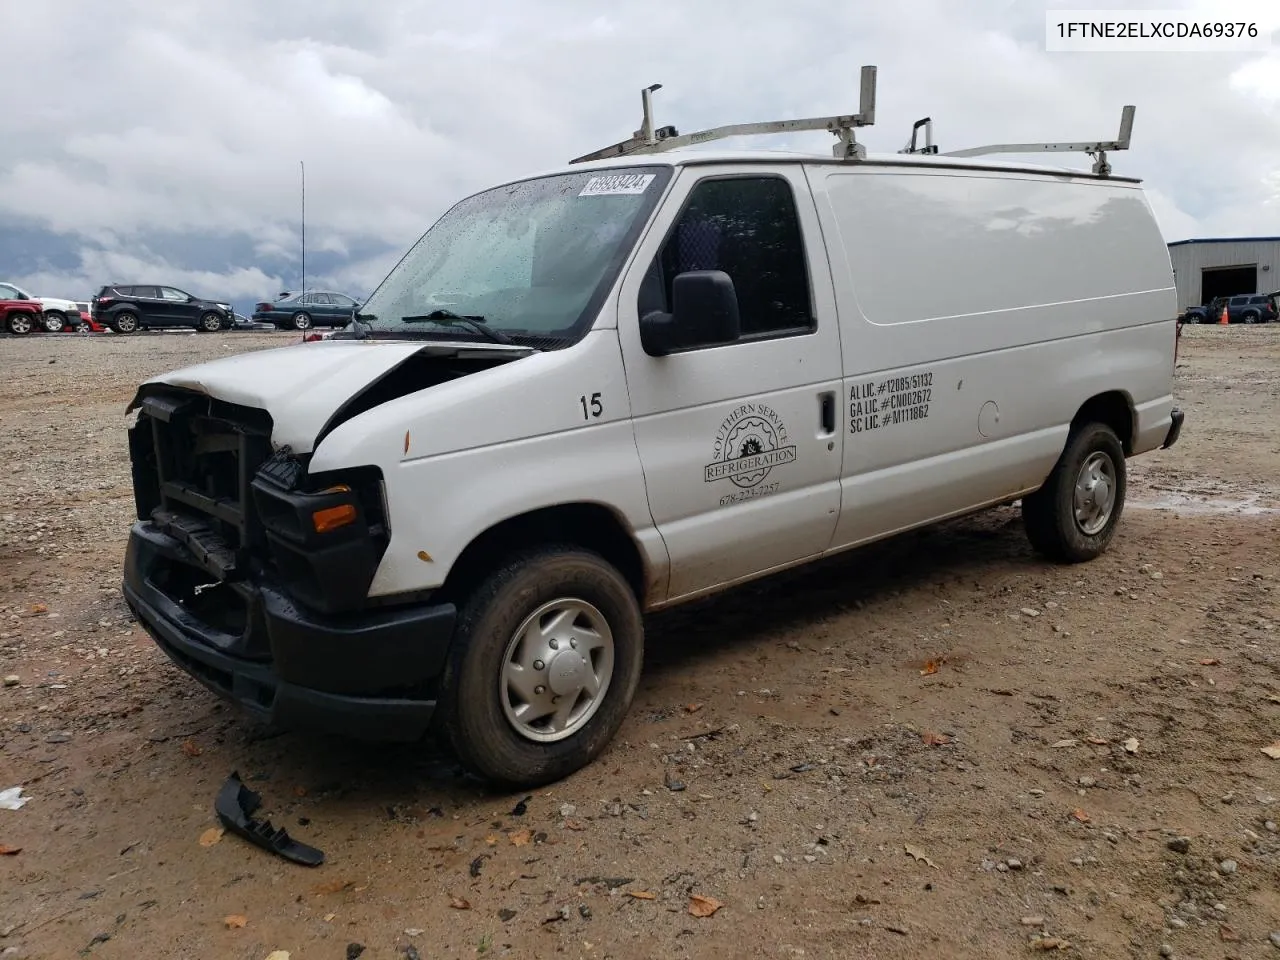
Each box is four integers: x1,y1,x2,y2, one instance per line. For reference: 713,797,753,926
436,546,644,788
198,311,223,332
291,312,312,330
112,312,140,334
1022,422,1127,564
6,312,35,335
42,311,66,333
1242,311,1260,325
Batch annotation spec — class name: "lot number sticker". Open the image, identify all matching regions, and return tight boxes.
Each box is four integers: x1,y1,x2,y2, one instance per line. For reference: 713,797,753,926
578,174,656,196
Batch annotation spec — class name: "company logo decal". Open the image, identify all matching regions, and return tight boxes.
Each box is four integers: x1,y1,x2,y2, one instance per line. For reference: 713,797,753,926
704,402,796,490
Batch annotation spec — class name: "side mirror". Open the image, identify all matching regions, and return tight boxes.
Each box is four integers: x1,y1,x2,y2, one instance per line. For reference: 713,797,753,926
639,270,741,357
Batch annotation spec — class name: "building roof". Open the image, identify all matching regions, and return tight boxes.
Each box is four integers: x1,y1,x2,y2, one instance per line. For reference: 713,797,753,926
1168,236,1280,247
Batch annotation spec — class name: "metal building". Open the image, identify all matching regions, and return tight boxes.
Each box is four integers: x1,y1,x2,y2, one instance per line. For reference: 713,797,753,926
1167,236,1280,312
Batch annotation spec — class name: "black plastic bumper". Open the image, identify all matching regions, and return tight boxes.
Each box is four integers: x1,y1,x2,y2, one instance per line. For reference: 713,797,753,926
1162,407,1185,450
123,520,457,742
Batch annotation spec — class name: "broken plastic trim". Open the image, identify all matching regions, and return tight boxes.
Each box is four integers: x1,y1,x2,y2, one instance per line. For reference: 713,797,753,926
215,771,325,867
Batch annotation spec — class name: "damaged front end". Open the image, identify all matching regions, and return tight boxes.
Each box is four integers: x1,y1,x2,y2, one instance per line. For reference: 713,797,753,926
121,386,457,741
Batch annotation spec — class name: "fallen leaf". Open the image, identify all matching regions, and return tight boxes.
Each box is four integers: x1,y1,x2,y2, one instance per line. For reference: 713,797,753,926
1123,737,1140,754
0,845,21,855
310,879,356,896
1051,740,1079,749
628,891,657,900
921,731,953,747
1219,924,1240,942
198,827,224,848
1085,736,1108,745
1030,938,1072,951
904,844,937,868
688,894,722,918
181,739,202,758
920,659,940,676
684,703,702,713
563,819,587,831
449,896,471,910
1200,658,1220,666
485,834,501,846
323,914,336,923
1261,743,1280,760
31,603,47,615
223,915,247,929
509,829,533,847
265,953,291,960
1071,808,1091,823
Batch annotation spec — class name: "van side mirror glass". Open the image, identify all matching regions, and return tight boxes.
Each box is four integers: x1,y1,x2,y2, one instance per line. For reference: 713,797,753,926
639,270,741,356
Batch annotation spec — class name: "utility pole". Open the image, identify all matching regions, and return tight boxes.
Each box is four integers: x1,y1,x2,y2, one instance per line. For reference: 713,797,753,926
300,160,306,294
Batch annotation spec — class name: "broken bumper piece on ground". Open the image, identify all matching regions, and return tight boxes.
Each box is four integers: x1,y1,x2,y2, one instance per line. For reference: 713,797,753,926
215,771,324,867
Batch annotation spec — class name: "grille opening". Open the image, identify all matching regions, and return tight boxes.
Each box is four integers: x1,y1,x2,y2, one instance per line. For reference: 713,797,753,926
154,562,249,638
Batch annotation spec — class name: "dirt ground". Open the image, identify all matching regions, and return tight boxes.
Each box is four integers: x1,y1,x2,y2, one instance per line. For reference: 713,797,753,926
1,325,1278,960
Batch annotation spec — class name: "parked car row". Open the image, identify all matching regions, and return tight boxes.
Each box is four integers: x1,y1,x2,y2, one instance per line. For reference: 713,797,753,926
1181,292,1279,324
2,279,363,336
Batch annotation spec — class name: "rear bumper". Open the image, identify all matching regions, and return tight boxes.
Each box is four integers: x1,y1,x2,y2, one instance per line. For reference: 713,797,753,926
1162,407,1184,450
123,520,457,741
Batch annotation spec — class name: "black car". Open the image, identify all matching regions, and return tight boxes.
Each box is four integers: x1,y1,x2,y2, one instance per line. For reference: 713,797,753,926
91,284,233,334
251,290,360,330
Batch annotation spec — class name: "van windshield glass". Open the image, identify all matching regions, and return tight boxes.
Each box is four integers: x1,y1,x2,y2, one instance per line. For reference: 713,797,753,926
357,167,670,346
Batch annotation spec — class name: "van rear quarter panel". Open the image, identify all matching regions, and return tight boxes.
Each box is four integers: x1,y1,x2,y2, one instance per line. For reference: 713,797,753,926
806,165,1177,547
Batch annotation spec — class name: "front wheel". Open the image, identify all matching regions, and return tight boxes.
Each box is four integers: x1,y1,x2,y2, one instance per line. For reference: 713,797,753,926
1022,422,1127,563
43,311,66,333
112,312,139,334
199,312,223,332
437,547,644,788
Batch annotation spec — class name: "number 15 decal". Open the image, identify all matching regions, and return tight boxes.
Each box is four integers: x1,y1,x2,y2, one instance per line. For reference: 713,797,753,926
580,392,602,420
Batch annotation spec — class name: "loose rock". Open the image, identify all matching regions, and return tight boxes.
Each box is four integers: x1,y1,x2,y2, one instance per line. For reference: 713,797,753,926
1167,837,1191,854
1219,859,1238,875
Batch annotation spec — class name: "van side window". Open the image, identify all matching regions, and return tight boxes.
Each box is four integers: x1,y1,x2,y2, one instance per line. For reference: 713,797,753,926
640,176,813,339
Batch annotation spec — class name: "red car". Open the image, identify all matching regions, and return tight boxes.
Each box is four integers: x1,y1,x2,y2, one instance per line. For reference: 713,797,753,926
1,298,41,335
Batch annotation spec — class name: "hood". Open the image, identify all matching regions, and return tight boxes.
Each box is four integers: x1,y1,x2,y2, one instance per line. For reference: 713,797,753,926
38,296,77,312
127,338,534,452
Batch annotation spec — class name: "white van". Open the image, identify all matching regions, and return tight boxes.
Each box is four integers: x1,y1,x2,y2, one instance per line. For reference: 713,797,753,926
121,73,1184,787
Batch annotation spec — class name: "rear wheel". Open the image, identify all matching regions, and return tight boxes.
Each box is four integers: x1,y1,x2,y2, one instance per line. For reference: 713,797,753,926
112,312,139,334
199,311,223,332
437,546,644,788
1022,422,1126,563
6,312,34,335
1242,311,1260,324
42,311,66,333
291,312,312,330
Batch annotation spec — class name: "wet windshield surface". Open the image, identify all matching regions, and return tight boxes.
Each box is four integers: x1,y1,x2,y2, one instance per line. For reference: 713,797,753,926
357,167,670,347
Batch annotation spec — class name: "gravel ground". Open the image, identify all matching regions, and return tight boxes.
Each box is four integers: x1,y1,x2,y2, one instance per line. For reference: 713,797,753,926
0,325,1278,960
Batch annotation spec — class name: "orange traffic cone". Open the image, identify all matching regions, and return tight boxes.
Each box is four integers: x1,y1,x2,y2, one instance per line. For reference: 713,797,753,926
1219,302,1229,325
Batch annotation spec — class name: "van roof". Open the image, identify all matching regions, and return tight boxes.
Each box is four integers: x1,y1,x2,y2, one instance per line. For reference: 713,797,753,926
518,147,1143,186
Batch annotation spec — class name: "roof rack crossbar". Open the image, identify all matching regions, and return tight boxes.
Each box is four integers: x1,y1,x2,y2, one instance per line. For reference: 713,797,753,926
939,105,1135,176
570,66,878,165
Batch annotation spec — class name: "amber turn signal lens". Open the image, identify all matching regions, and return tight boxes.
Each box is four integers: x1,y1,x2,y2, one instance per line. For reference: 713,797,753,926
312,503,357,533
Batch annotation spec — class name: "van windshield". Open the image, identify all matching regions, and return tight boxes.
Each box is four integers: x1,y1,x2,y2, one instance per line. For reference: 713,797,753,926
357,166,671,347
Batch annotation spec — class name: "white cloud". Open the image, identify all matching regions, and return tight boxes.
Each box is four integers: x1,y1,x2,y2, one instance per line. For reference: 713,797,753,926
3,0,1280,303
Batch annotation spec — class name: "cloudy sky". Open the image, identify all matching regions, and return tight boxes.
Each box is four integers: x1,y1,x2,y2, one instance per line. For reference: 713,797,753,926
3,0,1279,310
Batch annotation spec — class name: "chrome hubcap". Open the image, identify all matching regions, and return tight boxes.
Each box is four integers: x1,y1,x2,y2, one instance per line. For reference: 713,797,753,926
500,598,614,743
1074,451,1116,535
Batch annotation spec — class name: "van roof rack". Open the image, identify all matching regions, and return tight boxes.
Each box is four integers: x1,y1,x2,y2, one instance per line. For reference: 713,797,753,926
937,105,1136,177
569,65,879,165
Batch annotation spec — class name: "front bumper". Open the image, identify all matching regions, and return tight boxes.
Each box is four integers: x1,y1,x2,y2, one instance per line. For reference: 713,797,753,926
1162,407,1184,450
123,520,457,741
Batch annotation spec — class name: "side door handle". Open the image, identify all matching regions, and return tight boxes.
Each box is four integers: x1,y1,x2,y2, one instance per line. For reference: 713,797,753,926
819,390,836,435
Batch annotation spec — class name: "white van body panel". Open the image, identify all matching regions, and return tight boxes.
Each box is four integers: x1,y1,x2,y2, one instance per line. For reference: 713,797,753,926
612,164,845,602
804,164,1176,549
307,329,669,599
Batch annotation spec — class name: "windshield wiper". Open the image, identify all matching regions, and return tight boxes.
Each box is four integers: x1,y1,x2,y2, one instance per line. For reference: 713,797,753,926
400,309,515,345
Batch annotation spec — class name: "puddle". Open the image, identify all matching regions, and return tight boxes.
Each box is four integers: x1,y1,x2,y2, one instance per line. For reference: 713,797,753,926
1129,492,1279,516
